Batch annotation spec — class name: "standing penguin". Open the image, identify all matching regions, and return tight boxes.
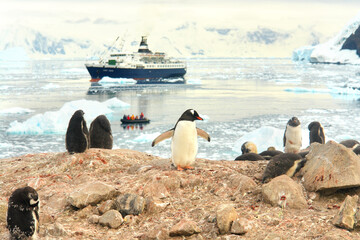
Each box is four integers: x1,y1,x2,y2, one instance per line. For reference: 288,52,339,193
65,110,89,154
7,186,40,239
89,115,113,149
152,109,210,170
283,117,302,153
308,121,325,144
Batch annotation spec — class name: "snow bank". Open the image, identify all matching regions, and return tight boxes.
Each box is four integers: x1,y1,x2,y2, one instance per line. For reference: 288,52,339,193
233,126,310,154
7,98,130,135
293,12,360,64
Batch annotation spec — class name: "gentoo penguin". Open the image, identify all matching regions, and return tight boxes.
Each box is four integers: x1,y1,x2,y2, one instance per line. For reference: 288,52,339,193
259,147,283,160
262,153,306,183
152,109,210,170
89,115,113,149
339,139,360,149
235,153,265,161
65,110,89,154
283,117,302,153
241,141,258,154
308,121,325,144
7,186,40,239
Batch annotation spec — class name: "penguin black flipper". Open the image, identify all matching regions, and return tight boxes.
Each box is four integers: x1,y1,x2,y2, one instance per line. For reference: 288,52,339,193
152,129,174,147
196,128,210,142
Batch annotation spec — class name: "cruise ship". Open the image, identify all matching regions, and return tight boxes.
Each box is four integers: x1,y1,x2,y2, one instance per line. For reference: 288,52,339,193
85,36,187,82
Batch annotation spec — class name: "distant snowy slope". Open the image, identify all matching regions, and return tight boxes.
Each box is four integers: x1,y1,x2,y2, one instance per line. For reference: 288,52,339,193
293,13,360,64
0,22,321,60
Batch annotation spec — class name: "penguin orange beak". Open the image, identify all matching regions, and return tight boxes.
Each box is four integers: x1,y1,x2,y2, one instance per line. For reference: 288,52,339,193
196,116,203,120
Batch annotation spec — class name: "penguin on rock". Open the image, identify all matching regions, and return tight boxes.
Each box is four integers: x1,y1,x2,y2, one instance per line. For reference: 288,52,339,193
152,109,210,170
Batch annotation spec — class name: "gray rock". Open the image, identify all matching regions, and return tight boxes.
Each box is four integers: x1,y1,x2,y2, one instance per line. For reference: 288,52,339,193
88,215,100,224
262,175,307,209
216,204,238,235
114,193,145,217
301,141,360,192
99,209,123,229
230,218,252,235
333,195,359,230
67,182,117,209
169,218,201,237
48,222,67,237
228,174,257,194
97,199,115,215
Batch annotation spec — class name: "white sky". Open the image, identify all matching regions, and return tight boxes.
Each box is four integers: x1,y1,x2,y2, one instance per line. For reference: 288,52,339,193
1,0,360,57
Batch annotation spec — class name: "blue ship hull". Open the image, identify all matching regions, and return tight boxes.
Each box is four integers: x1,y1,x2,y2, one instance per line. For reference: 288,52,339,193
86,65,186,81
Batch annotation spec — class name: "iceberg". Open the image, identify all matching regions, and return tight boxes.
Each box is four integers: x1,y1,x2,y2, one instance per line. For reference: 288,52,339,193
6,98,129,135
233,126,310,154
293,12,360,64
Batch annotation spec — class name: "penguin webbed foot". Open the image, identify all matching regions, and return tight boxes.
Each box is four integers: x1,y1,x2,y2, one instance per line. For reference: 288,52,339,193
176,165,194,171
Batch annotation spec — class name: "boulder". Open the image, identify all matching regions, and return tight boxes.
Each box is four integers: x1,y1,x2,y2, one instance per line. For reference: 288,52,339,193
301,141,360,192
99,209,123,229
67,182,117,208
97,199,115,215
228,174,257,194
262,175,307,209
169,218,201,237
333,195,359,230
114,193,145,217
216,204,238,235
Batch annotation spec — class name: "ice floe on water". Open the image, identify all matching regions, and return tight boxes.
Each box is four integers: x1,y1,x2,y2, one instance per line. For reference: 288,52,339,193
131,132,161,143
6,98,130,135
187,78,201,85
41,83,60,90
99,77,137,86
0,107,34,115
284,85,360,100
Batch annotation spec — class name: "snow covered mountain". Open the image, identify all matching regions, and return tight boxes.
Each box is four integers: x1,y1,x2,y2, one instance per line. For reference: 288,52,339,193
0,23,321,60
293,13,360,64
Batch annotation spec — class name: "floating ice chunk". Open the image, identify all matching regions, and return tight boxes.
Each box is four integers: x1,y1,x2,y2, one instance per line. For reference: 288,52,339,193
187,78,201,84
0,107,34,115
103,97,130,109
132,132,161,143
41,83,60,90
7,98,130,135
284,87,330,94
99,77,137,85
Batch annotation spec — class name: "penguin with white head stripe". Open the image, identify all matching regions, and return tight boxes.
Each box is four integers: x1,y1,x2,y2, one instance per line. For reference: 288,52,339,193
152,109,210,170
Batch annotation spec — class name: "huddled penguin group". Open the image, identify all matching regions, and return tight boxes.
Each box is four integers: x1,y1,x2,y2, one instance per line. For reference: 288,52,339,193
65,110,113,154
234,117,329,183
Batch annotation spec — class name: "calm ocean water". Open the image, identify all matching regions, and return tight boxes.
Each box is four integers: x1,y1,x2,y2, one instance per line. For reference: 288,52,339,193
1,58,360,160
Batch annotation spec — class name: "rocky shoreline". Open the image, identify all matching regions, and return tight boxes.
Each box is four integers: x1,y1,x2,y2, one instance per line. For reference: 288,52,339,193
1,143,360,239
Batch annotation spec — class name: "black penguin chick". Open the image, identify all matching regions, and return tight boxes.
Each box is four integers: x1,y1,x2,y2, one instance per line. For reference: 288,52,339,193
340,139,360,149
7,186,40,240
235,153,265,161
262,153,306,183
65,109,89,154
259,147,283,160
89,115,113,149
308,121,325,144
241,141,257,154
